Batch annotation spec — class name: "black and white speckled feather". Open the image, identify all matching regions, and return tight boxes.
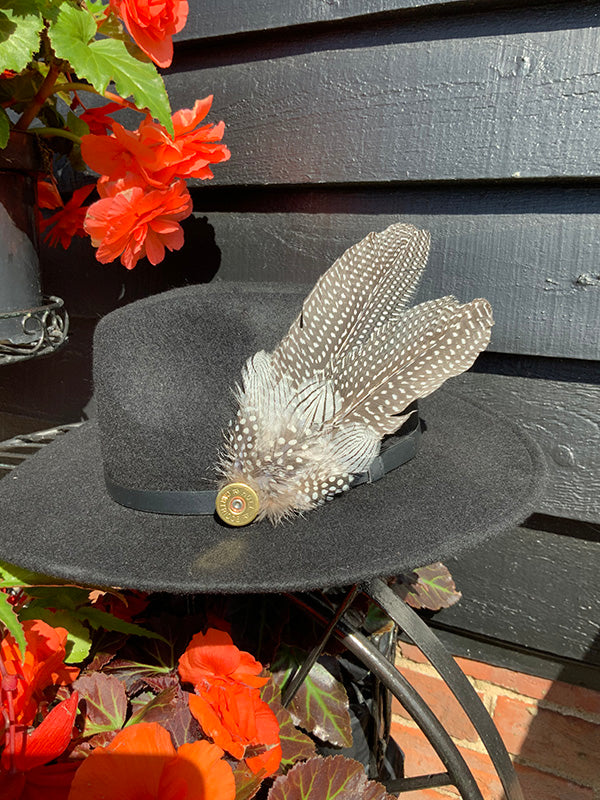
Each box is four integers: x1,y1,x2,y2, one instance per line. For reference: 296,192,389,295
219,223,494,523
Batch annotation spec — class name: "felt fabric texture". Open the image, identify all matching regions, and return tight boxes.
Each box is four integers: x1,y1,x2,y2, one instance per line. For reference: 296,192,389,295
95,283,308,492
0,283,547,593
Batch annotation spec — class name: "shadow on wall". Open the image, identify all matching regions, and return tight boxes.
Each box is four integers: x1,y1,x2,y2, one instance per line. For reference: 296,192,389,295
41,214,222,318
499,617,600,797
0,217,222,428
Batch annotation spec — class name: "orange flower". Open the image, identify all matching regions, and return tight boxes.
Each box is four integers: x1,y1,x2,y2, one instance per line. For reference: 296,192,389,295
179,629,281,776
188,684,281,776
0,693,79,800
1,621,79,727
68,722,235,800
79,102,122,136
80,96,230,188
178,628,268,691
110,0,189,68
39,185,95,249
37,177,63,211
83,178,192,270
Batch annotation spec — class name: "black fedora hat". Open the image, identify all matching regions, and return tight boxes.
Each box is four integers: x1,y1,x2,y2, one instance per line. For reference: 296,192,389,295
0,226,546,593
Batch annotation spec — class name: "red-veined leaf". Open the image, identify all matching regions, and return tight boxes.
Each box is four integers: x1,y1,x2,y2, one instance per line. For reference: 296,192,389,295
272,648,352,748
393,562,462,611
261,679,316,770
268,756,395,800
73,672,127,735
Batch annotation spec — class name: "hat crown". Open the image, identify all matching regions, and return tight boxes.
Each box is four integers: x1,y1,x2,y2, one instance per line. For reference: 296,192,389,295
94,283,304,492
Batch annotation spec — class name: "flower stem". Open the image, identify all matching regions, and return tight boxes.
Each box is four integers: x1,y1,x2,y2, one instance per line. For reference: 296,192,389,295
34,127,83,145
14,64,61,132
51,83,140,113
50,81,100,96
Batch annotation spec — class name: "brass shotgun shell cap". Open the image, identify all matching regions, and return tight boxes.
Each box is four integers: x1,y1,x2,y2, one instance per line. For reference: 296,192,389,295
215,482,260,526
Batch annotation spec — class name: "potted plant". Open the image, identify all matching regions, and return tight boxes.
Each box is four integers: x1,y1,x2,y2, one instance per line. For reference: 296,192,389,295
0,0,229,351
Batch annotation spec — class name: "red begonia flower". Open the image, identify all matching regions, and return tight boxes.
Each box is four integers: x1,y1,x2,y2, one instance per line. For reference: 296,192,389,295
178,628,268,691
37,177,63,210
80,96,230,189
83,178,192,269
110,0,189,68
68,721,235,800
79,102,123,136
1,621,79,727
179,629,281,775
0,693,79,800
188,684,281,776
39,185,95,249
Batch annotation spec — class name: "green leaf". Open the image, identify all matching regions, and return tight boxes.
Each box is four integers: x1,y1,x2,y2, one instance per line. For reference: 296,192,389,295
18,607,92,663
267,756,395,800
48,2,172,133
394,562,462,611
66,109,89,138
0,2,44,73
0,560,66,589
25,586,91,609
0,591,26,660
272,648,352,749
0,105,9,147
86,0,109,14
73,671,127,735
75,606,167,642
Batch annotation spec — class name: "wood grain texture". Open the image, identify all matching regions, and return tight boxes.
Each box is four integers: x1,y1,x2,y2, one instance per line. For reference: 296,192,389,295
453,371,600,524
198,210,600,361
434,523,600,665
167,24,600,183
176,0,470,41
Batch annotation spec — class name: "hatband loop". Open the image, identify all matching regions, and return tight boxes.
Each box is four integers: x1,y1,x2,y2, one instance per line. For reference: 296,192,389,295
103,421,421,522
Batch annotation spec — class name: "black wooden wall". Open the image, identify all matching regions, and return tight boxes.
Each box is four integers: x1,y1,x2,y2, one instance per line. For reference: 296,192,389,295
1,1,599,688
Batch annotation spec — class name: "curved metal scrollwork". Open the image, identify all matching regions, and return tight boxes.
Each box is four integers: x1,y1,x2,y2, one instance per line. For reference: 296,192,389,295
0,296,69,365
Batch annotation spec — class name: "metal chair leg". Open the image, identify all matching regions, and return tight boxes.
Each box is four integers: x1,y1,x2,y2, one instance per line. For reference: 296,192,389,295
289,591,484,798
363,577,524,800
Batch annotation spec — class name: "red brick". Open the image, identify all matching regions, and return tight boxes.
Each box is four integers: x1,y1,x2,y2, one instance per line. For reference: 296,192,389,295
454,657,600,716
494,695,600,785
516,764,594,800
391,722,498,798
392,720,595,800
397,641,430,665
454,657,554,698
401,791,456,800
543,681,600,717
391,720,447,778
392,667,481,742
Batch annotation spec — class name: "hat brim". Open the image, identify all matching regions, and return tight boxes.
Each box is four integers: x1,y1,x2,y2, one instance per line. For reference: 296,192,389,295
0,388,545,593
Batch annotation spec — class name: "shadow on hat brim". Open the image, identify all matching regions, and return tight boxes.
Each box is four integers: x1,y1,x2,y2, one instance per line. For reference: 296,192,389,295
0,388,546,593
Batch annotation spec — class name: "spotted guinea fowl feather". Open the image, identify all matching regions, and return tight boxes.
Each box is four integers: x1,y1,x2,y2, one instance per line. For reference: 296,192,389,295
219,223,494,524
273,223,430,384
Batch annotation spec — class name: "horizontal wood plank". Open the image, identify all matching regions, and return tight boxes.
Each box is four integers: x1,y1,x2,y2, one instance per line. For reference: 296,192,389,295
452,371,600,523
176,0,502,42
167,25,600,183
199,210,600,361
433,523,600,666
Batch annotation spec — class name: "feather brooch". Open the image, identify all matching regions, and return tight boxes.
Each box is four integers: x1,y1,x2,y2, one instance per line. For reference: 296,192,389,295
216,223,493,526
